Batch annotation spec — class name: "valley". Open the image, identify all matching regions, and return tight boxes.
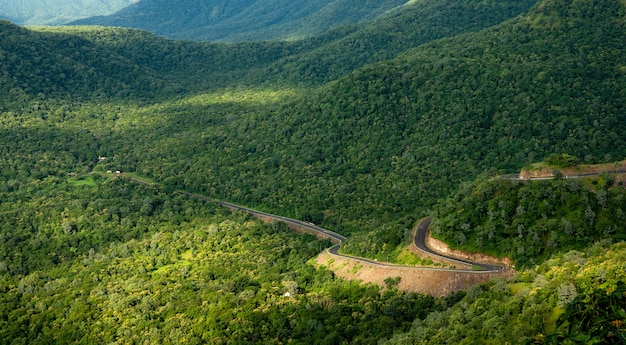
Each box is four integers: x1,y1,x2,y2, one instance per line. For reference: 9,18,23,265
1,0,625,343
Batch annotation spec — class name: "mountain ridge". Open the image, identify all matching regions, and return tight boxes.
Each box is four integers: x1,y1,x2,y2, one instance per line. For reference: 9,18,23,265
71,0,408,42
0,0,138,25
1,0,625,343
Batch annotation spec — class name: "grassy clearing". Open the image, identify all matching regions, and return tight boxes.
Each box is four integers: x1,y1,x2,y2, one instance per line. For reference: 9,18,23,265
391,242,449,268
67,175,97,188
393,246,424,265
523,159,626,175
509,282,532,295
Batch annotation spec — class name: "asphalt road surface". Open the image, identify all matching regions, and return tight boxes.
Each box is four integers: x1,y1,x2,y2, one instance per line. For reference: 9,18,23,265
179,192,506,273
413,218,505,272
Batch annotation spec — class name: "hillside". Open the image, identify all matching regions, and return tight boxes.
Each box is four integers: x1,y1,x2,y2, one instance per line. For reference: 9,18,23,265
431,172,626,267
251,0,538,85
1,0,626,343
19,0,537,94
71,0,407,42
0,177,444,344
385,241,626,344
100,0,625,256
0,0,138,25
0,20,167,102
2,0,625,255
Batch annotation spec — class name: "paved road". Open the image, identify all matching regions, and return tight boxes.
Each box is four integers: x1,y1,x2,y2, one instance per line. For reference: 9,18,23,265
182,192,506,273
413,218,505,272
182,192,348,243
506,169,626,181
120,168,624,274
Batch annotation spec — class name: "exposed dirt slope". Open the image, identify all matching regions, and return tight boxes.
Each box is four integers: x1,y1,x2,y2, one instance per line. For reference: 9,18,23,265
315,251,511,296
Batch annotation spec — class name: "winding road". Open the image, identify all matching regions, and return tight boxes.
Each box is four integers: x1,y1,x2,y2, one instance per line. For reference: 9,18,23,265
181,191,506,273
413,218,505,272
115,165,626,281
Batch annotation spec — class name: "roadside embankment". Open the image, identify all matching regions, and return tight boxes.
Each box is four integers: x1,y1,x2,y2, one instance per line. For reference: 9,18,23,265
316,251,512,296
424,234,513,268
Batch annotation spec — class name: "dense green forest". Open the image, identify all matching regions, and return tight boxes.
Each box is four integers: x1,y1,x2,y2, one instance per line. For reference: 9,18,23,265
431,173,626,268
0,177,446,344
33,0,539,92
2,0,625,258
71,0,407,42
1,0,626,342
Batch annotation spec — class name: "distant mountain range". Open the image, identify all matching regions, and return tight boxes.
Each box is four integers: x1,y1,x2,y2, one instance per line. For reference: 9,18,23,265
70,0,408,42
0,0,138,25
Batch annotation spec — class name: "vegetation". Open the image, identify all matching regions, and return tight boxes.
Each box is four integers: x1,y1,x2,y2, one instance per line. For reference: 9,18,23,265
0,0,625,342
431,174,626,268
0,0,136,25
37,0,538,91
0,176,445,344
1,0,624,256
71,0,408,42
385,241,626,344
0,20,167,101
2,0,625,258
544,153,580,168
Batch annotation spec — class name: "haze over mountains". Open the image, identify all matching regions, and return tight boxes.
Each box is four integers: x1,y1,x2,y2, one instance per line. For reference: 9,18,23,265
1,0,626,342
0,0,139,25
71,0,409,42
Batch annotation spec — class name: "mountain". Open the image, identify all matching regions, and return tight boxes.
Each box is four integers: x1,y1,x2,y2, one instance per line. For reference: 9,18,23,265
2,0,625,245
71,0,408,42
0,20,168,102
9,0,536,96
250,0,539,85
1,0,626,342
0,0,138,25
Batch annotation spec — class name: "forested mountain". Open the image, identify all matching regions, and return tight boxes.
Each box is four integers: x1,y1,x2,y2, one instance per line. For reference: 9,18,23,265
2,0,625,253
0,0,138,25
10,0,538,94
71,0,407,42
1,0,626,343
0,20,167,101
251,0,538,85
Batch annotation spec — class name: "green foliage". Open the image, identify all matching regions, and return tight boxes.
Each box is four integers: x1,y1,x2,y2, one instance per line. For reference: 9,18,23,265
2,0,625,260
431,176,626,267
1,0,626,342
71,0,408,42
0,176,442,344
544,153,580,168
545,281,626,344
43,0,537,92
0,20,167,101
383,242,626,345
251,0,538,85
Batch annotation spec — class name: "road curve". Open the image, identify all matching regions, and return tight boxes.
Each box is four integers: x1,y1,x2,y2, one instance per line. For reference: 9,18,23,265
181,191,506,273
413,218,505,272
